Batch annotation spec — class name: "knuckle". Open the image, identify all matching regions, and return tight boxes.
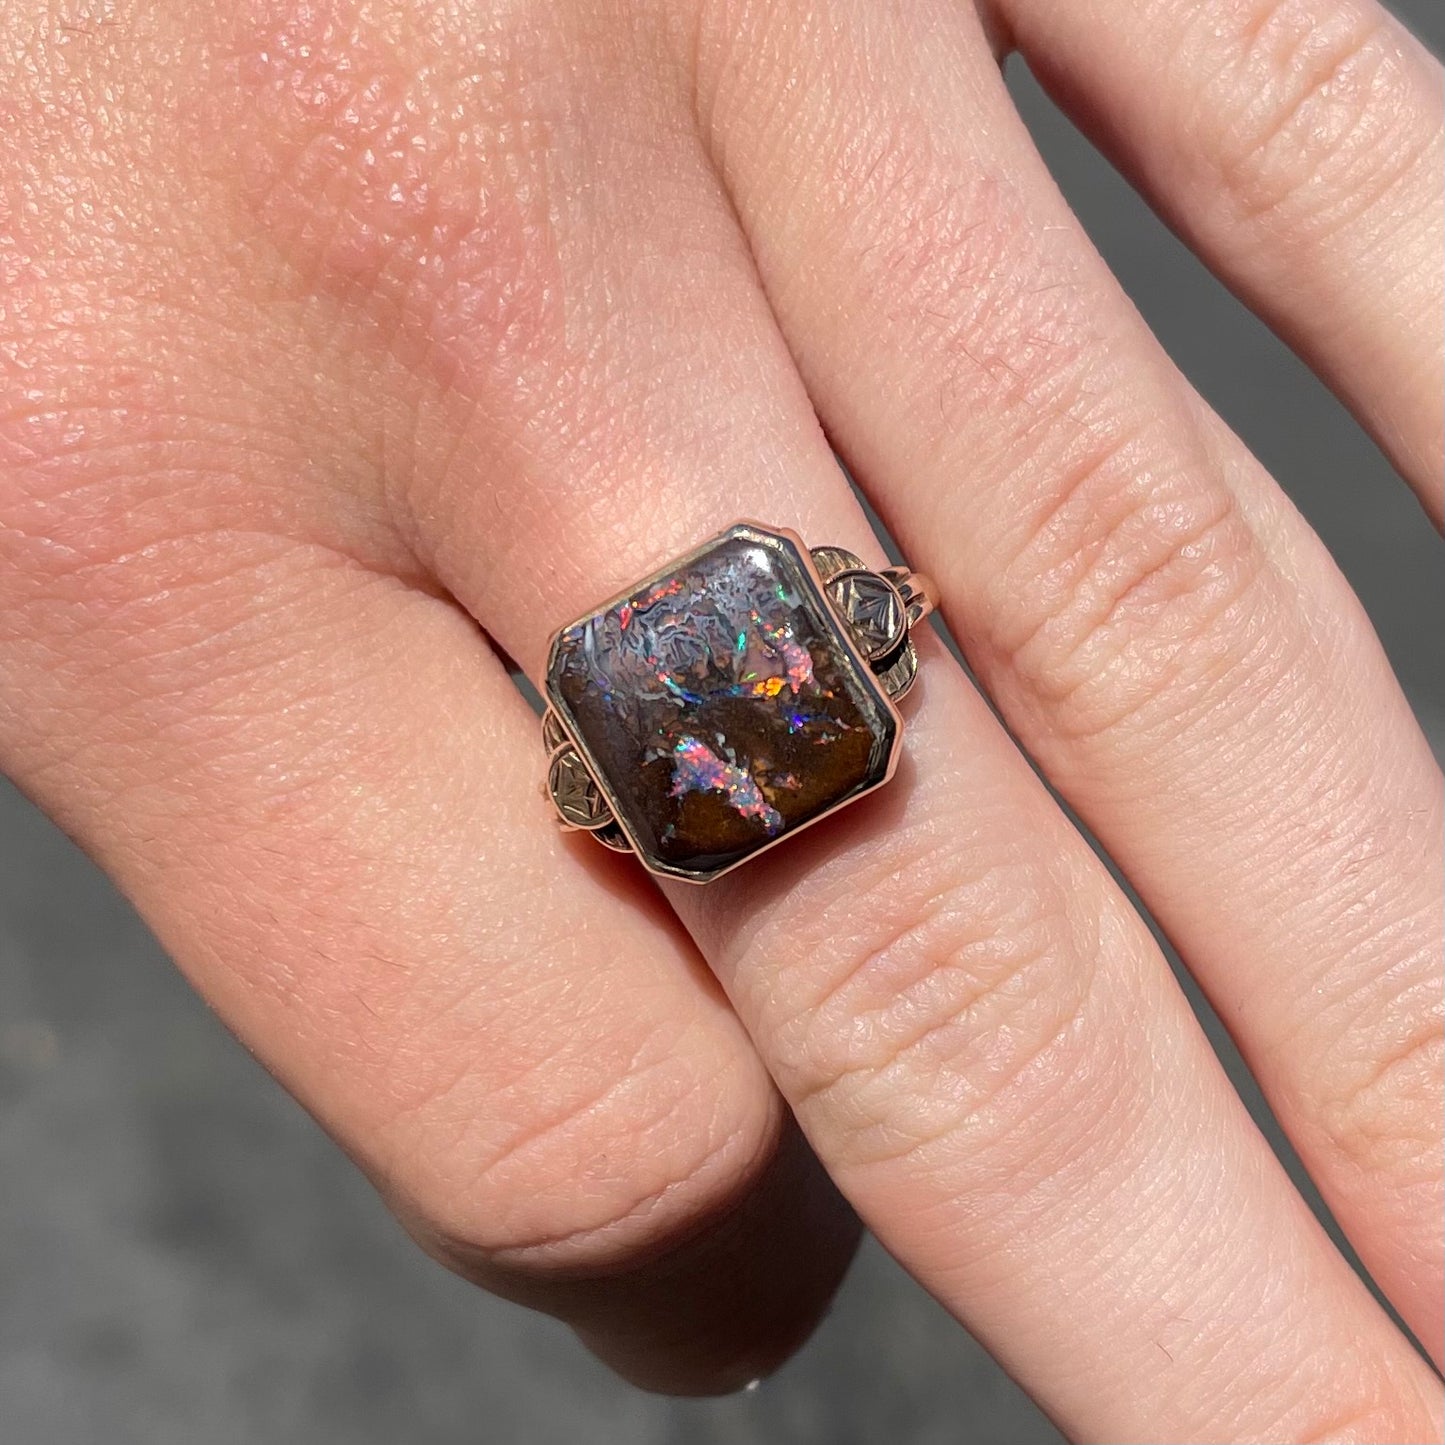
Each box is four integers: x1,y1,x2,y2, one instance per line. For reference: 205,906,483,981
982,420,1267,743
1205,0,1422,230
759,820,1104,1173
384,1002,776,1275
202,0,574,375
819,134,1278,750
1312,969,1444,1182
1292,779,1445,1181
1279,791,1444,1183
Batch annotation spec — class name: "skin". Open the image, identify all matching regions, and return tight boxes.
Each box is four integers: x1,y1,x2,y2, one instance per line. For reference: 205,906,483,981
0,0,1440,1437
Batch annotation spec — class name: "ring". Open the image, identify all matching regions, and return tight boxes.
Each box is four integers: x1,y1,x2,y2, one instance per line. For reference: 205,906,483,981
540,521,935,883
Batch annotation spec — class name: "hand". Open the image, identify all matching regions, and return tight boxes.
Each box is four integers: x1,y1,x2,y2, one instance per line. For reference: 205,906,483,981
2,0,1440,1436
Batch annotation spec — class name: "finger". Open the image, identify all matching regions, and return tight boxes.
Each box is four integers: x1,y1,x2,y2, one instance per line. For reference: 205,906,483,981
0,526,859,1397
693,0,1445,1365
0,538,863,1399
222,6,1445,1435
0,36,860,1392
991,0,1444,523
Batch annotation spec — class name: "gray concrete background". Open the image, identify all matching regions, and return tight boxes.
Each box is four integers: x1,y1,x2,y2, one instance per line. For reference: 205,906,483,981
2,8,1441,1442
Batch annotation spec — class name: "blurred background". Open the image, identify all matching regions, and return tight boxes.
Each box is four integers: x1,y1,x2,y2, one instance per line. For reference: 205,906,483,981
2,4,1441,1441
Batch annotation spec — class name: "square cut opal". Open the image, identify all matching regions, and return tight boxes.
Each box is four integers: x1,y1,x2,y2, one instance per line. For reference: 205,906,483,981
546,524,899,882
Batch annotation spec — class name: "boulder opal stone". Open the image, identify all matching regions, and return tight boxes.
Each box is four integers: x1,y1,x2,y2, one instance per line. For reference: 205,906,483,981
546,524,899,881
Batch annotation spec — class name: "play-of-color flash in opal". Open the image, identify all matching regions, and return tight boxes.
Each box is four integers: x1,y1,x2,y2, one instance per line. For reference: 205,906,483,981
546,524,899,881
